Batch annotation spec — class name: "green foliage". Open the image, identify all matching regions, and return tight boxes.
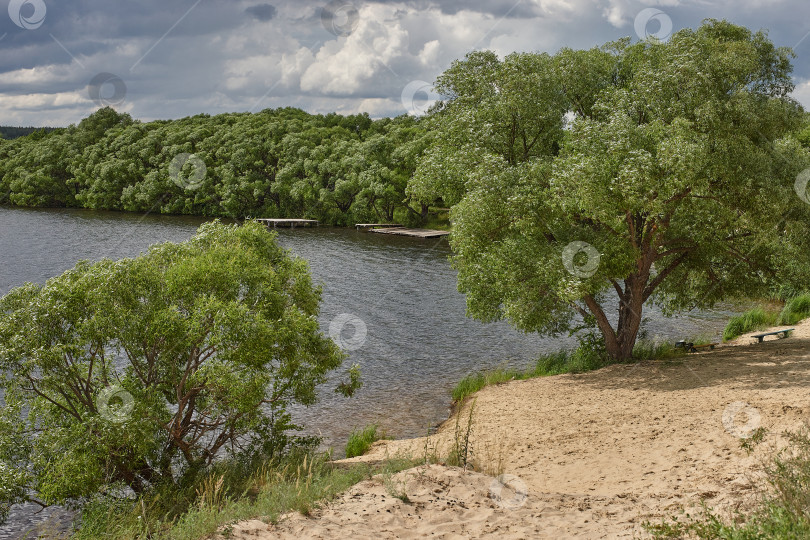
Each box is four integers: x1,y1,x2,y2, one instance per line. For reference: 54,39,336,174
345,424,389,458
741,427,768,455
0,126,56,140
778,293,810,325
0,108,431,225
450,367,525,403
451,337,680,403
647,427,810,539
797,115,810,148
533,346,608,376
723,308,779,341
72,452,418,540
0,221,355,521
432,20,810,360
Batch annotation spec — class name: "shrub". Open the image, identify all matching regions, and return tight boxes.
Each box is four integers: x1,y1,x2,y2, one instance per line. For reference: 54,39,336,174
0,221,360,522
723,308,778,341
345,424,389,458
778,293,810,326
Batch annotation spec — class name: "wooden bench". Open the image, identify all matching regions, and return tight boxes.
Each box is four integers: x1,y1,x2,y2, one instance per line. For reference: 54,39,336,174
750,328,795,343
675,341,718,353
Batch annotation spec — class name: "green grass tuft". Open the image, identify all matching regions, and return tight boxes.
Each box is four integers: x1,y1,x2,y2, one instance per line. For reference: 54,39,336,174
723,308,779,342
778,293,810,326
451,339,682,404
345,424,389,458
450,368,525,403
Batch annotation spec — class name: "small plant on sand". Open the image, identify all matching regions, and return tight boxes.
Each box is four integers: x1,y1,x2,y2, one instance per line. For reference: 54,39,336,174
345,424,389,458
472,432,513,477
381,472,410,503
422,426,440,465
447,399,476,469
741,427,768,456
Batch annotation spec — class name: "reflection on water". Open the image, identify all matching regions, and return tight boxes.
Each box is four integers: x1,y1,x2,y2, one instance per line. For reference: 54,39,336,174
0,206,736,537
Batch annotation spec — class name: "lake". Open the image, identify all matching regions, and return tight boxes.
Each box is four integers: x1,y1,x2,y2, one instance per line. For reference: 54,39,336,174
0,206,735,538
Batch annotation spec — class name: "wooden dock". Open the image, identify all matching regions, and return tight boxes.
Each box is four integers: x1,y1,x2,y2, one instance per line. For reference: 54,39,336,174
355,223,403,230
256,218,319,228
369,227,450,239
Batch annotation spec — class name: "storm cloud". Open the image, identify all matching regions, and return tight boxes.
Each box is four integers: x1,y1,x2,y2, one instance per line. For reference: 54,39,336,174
1,0,809,126
245,3,277,22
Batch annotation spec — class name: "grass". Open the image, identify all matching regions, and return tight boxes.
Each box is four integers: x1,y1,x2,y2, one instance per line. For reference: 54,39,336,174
71,452,417,540
345,424,390,458
447,399,476,469
723,307,780,342
645,426,810,539
741,427,768,456
451,339,682,404
778,293,810,326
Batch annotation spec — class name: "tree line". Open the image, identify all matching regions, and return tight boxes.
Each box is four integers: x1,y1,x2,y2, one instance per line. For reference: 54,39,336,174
0,126,56,140
0,108,434,226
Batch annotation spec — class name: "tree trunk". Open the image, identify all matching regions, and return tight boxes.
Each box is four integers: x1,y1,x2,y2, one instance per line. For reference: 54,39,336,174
584,275,647,362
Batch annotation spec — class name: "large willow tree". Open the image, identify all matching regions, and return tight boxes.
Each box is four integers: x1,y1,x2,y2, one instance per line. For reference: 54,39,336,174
420,20,810,360
0,221,357,519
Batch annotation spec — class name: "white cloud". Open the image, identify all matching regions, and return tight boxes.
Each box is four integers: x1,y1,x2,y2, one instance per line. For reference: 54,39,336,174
300,4,409,95
418,40,441,66
603,0,633,28
792,78,810,110
0,65,76,87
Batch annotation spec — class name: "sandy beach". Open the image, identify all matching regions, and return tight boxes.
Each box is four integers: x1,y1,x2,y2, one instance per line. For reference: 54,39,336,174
227,320,810,539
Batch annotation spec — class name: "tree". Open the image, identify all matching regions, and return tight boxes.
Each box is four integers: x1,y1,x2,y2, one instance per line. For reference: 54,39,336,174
439,20,810,360
0,221,358,519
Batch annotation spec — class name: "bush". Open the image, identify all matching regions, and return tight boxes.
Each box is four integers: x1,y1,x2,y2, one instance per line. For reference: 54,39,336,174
345,424,389,458
778,293,810,326
723,308,778,341
0,221,359,522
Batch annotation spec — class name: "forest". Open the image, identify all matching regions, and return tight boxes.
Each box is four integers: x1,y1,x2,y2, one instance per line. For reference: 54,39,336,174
0,107,434,226
0,126,56,140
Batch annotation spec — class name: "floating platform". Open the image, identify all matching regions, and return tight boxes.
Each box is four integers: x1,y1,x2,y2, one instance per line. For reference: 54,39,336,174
256,218,319,228
355,223,403,230
369,227,450,239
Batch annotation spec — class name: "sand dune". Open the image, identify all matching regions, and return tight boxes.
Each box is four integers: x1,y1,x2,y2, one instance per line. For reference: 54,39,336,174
228,319,810,539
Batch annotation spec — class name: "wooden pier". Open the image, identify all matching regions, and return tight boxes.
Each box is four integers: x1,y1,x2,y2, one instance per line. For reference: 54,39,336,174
355,223,403,230
256,218,319,228
369,227,450,239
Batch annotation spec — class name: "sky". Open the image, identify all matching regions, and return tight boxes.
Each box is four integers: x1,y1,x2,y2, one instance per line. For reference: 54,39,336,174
1,0,809,127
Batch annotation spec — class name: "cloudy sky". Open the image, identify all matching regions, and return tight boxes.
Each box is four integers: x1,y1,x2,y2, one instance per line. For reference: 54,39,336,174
1,0,809,126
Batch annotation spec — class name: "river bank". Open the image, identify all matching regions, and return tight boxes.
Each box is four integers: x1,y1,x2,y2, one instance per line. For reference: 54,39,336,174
227,319,810,538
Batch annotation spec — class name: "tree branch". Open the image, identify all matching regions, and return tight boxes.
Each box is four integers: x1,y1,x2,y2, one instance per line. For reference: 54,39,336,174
643,251,690,302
